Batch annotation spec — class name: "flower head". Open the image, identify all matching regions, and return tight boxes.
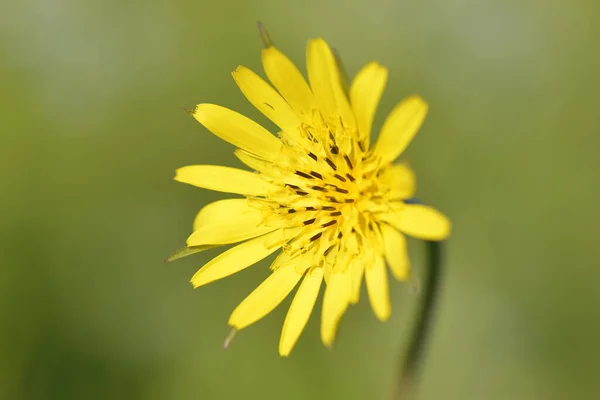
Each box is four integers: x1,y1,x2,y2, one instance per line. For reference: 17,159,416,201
174,36,450,356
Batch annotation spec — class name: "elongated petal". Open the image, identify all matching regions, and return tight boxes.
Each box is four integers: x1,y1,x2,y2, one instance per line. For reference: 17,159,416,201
279,267,323,356
349,259,364,304
188,199,275,246
193,104,281,161
190,230,284,288
381,204,451,240
365,255,391,321
382,163,416,199
262,46,316,119
193,198,247,230
306,38,355,126
350,62,388,146
380,224,410,280
374,96,428,164
175,165,277,196
321,271,352,346
234,149,273,174
232,66,301,132
229,264,304,330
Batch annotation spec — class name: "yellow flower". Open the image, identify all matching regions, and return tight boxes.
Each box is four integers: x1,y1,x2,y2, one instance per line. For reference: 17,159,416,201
174,37,451,356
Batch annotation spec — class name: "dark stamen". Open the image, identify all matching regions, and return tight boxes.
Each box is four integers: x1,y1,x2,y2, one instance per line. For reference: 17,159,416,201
286,184,300,190
331,145,339,155
295,171,314,179
308,152,318,161
303,218,316,225
344,198,354,203
321,220,336,228
312,185,327,192
346,173,356,182
343,155,353,169
335,187,349,194
327,197,341,203
322,206,336,211
310,232,323,242
329,211,342,216
287,209,297,214
310,171,323,179
296,190,309,196
325,158,337,171
333,174,347,182
305,206,316,211
358,140,365,152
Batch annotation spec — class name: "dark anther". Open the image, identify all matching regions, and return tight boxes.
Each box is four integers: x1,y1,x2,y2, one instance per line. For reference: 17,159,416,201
263,102,275,110
303,218,316,225
337,232,343,239
295,171,314,179
287,209,297,214
286,184,300,190
323,245,334,256
333,174,347,182
325,158,337,171
329,211,342,216
343,155,353,169
295,190,309,196
312,185,327,192
331,145,339,155
305,206,316,211
346,173,356,182
310,232,323,242
310,171,323,179
321,220,336,228
344,198,354,203
327,197,341,203
358,140,365,152
322,206,336,211
308,152,318,161
335,187,349,194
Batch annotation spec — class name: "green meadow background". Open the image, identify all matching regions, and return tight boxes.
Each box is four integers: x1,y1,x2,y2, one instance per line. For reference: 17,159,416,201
2,0,599,399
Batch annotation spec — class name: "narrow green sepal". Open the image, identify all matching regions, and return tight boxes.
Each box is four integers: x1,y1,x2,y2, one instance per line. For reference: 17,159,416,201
164,245,218,263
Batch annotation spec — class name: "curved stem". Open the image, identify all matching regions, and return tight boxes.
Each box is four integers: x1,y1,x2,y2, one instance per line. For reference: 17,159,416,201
392,240,444,399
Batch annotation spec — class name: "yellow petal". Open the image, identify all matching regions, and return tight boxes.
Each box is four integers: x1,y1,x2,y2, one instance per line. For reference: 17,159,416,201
365,255,391,321
232,66,301,132
306,38,355,126
175,165,277,196
279,267,323,356
380,224,410,280
190,229,283,288
188,199,275,246
234,149,274,174
349,259,364,304
382,204,451,241
321,271,352,346
228,263,304,330
381,163,416,199
193,103,281,161
192,198,244,230
261,46,316,119
350,62,388,146
373,96,428,164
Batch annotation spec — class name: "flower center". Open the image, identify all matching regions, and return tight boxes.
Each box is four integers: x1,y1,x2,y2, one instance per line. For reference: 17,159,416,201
251,114,400,274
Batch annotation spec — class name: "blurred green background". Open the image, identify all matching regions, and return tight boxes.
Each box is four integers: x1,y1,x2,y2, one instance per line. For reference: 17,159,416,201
2,0,600,399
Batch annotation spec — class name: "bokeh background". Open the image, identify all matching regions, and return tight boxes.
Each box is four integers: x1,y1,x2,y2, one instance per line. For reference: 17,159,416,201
2,0,600,399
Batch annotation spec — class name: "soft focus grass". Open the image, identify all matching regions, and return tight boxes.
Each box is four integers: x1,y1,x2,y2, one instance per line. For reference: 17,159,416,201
2,0,600,399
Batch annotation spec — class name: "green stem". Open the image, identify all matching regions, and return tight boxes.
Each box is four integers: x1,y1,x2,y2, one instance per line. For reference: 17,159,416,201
392,240,444,399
